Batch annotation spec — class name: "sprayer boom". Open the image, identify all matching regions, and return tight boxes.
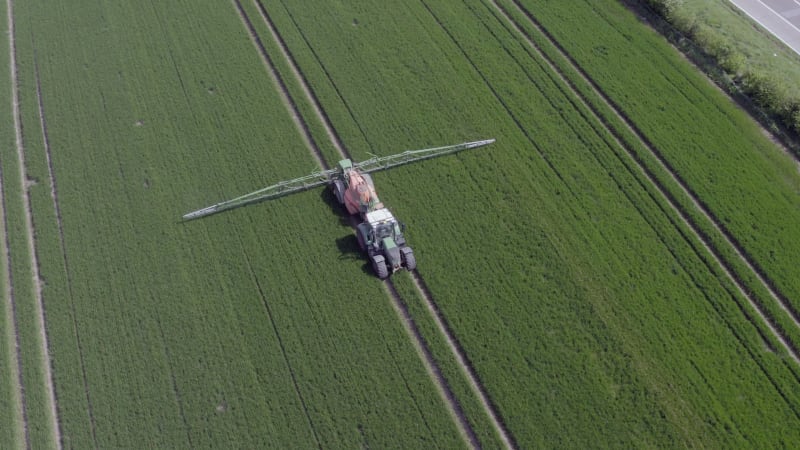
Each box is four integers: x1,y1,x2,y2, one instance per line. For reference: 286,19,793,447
182,138,495,220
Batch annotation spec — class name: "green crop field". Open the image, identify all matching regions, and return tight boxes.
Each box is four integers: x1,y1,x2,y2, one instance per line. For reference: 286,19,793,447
2,0,800,448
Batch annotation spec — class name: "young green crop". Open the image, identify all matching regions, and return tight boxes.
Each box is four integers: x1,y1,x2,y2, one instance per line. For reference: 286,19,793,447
492,0,800,365
10,0,800,447
12,0,468,448
517,0,800,313
257,0,800,446
0,2,25,447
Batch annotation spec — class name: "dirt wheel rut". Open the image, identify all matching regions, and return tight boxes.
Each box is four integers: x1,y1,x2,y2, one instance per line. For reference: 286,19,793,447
383,281,480,449
410,271,517,449
6,0,61,446
231,0,328,170
0,159,29,449
3,1,30,447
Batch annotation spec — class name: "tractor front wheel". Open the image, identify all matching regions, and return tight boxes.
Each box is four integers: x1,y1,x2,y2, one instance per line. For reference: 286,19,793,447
372,256,389,279
401,247,416,271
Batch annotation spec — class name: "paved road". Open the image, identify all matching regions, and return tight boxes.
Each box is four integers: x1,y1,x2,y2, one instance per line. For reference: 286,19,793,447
730,0,800,55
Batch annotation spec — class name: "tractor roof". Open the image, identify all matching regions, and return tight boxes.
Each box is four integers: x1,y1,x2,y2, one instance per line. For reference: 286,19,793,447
366,208,395,226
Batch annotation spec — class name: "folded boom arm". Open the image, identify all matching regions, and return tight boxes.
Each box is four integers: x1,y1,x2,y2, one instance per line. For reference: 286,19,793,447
355,138,495,175
182,169,336,220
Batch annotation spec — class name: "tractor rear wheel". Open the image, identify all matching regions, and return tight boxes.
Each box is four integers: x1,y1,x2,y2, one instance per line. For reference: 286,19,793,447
333,180,346,204
357,232,366,251
402,248,416,271
356,223,370,251
373,257,389,279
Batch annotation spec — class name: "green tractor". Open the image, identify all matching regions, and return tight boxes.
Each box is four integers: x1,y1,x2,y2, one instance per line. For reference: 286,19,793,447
355,208,415,279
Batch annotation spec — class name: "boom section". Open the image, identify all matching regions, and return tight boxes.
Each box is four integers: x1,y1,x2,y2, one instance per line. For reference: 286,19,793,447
183,168,336,220
354,138,495,175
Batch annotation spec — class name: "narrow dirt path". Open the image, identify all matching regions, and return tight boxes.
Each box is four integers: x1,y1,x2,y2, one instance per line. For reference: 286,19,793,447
251,0,346,156
2,3,29,448
0,131,28,450
230,0,328,170
6,0,62,446
382,281,480,449
488,0,800,364
410,272,516,449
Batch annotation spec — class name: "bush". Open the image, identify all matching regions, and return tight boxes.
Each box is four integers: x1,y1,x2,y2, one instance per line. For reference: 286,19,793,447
795,108,800,132
645,0,684,21
641,0,800,138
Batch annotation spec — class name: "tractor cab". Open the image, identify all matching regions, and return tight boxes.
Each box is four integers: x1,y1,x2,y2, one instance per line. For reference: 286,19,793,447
374,221,398,241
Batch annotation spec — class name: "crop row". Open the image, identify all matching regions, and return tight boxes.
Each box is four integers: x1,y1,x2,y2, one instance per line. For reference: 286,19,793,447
15,0,468,448
258,0,800,446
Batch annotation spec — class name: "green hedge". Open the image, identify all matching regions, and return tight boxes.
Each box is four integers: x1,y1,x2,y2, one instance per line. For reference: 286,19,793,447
638,0,800,142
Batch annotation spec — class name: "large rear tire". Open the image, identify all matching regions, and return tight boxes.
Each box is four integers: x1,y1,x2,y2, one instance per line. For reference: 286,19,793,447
332,179,346,204
356,223,370,252
372,256,389,279
357,231,366,252
402,247,416,271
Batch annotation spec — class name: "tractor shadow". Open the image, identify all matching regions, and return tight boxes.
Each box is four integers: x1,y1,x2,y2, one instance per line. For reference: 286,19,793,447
319,186,352,227
335,235,374,275
320,188,373,275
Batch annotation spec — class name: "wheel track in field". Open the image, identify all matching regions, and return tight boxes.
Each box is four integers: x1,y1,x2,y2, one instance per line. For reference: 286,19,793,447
483,0,800,366
408,271,517,449
250,0,346,157
236,1,492,447
382,280,480,449
484,0,800,417
0,120,28,448
434,0,800,420
3,2,29,447
6,0,61,447
265,0,376,151
32,51,98,449
230,0,328,170
229,3,325,447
